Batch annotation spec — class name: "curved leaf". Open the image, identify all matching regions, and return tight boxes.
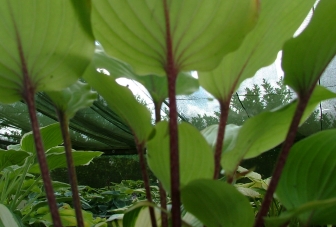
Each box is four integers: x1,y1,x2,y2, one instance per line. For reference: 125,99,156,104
181,179,254,227
198,0,315,100
0,204,23,227
0,1,94,104
283,0,336,94
0,149,30,171
83,67,152,142
92,0,259,75
29,151,103,174
20,123,63,153
47,81,97,119
91,49,199,103
147,122,214,192
221,86,336,176
276,129,336,226
123,205,161,227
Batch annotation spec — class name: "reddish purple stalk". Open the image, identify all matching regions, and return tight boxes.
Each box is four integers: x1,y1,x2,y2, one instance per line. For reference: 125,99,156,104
135,140,157,227
213,100,230,179
254,94,311,227
163,0,181,226
57,110,84,227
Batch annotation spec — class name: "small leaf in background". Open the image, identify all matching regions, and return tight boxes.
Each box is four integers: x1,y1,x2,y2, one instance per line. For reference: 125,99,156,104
198,0,316,100
28,151,103,174
123,205,161,227
0,1,94,104
20,123,63,153
181,179,254,227
221,86,336,176
276,129,336,226
147,122,214,192
201,124,241,152
0,149,30,171
92,0,259,75
283,0,336,94
90,48,199,103
84,67,152,143
47,81,97,119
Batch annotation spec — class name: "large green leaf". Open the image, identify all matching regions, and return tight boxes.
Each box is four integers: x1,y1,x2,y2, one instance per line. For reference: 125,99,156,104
181,179,254,227
198,0,315,100
265,198,336,227
83,67,152,142
91,48,199,103
28,151,103,174
123,205,161,227
221,86,336,176
91,0,259,76
276,129,336,226
0,204,24,227
283,0,336,94
147,122,214,192
47,81,97,119
0,149,30,172
20,123,63,153
0,1,94,104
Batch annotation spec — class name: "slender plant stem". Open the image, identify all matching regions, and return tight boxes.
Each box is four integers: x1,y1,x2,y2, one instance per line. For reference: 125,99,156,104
24,89,62,227
214,100,230,179
154,101,169,227
57,110,84,227
163,1,181,224
136,141,157,227
254,95,310,227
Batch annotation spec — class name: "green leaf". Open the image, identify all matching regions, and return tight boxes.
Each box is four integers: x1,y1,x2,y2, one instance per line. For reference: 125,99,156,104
83,67,152,143
47,81,97,119
265,198,336,227
0,204,24,227
91,48,199,103
20,123,63,153
0,1,94,104
123,205,161,227
147,122,214,192
198,0,315,100
91,0,259,76
181,179,254,227
0,149,30,171
283,0,336,94
28,151,103,174
221,86,336,176
276,129,336,226
201,124,241,152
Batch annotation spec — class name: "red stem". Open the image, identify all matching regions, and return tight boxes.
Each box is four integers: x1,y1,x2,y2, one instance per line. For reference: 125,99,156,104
214,100,230,179
254,95,310,227
154,101,169,227
163,0,181,226
18,32,62,226
57,110,84,227
136,141,157,227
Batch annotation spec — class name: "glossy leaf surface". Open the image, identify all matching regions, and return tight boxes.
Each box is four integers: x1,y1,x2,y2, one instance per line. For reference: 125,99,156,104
0,149,29,171
283,0,336,94
47,81,97,119
147,122,214,192
0,0,94,104
84,67,152,142
20,123,63,153
0,204,23,227
276,130,336,225
29,151,103,174
181,179,254,227
198,0,315,100
92,0,259,75
91,49,199,103
221,86,336,176
123,205,161,227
